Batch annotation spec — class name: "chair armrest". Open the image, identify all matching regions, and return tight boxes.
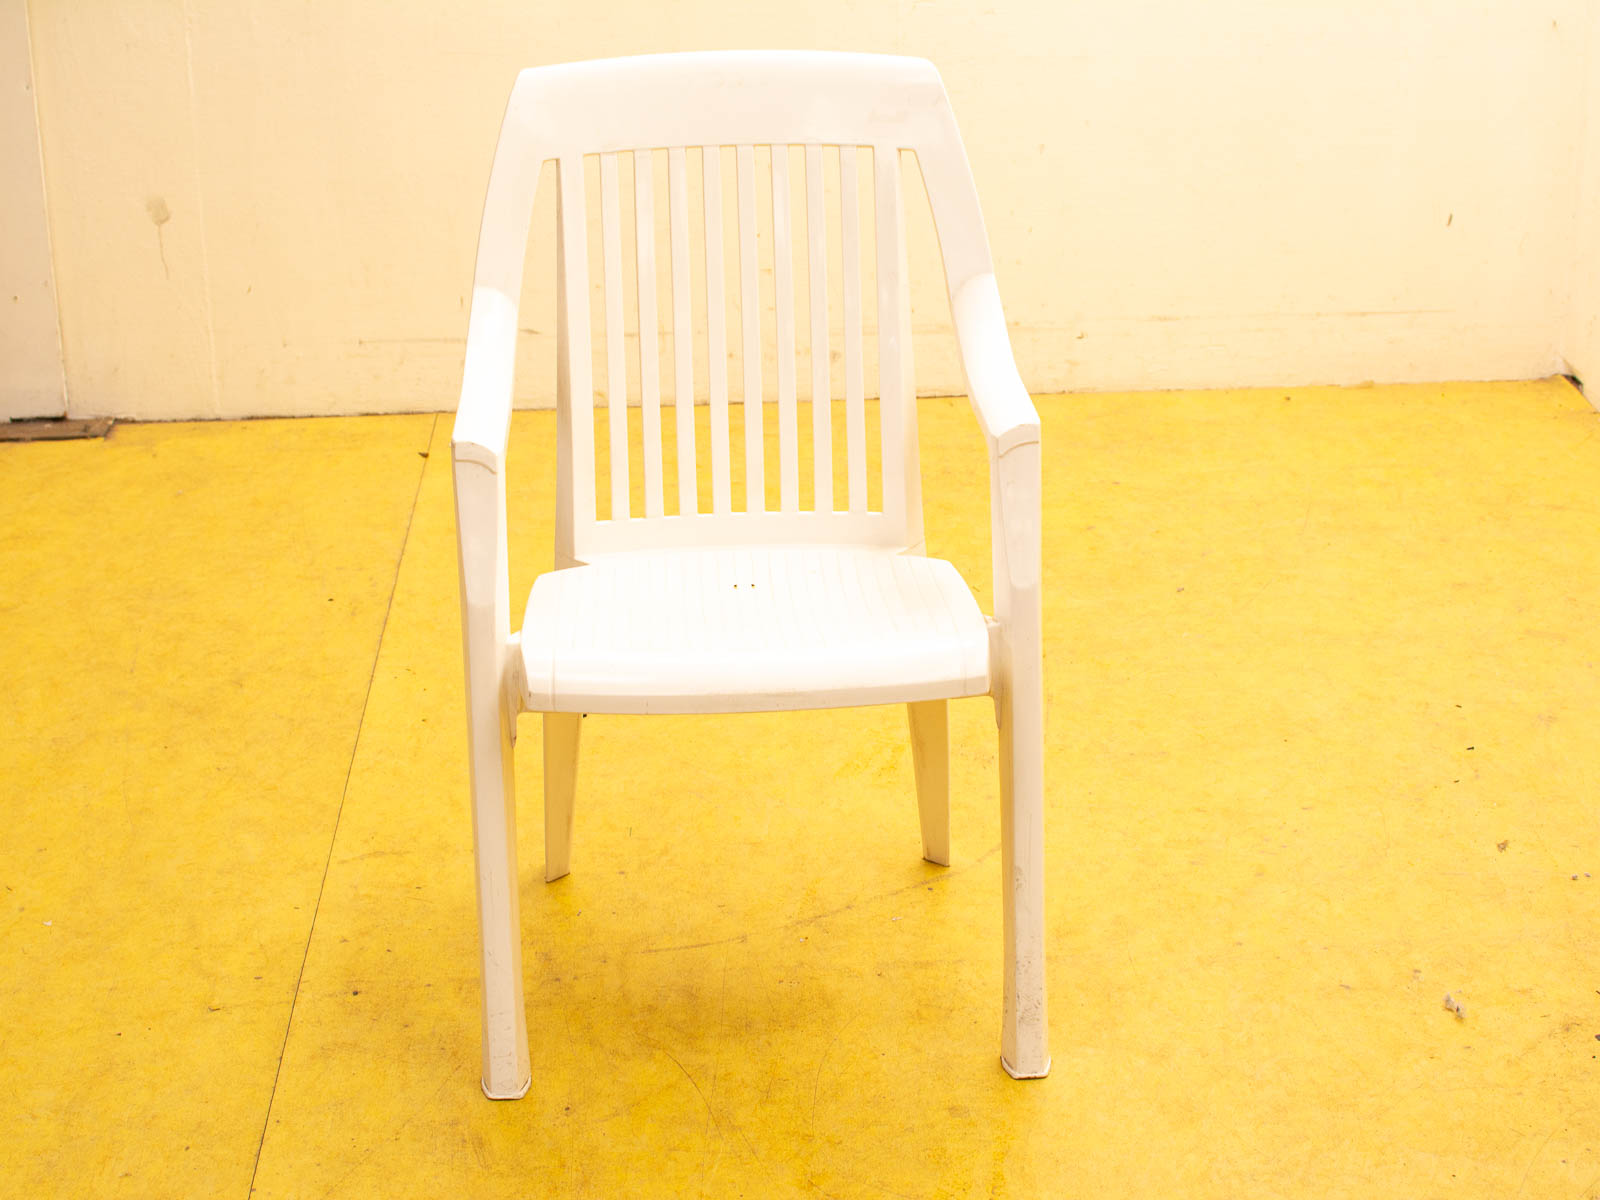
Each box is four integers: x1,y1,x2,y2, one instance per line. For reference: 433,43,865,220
452,286,519,473
951,273,1040,458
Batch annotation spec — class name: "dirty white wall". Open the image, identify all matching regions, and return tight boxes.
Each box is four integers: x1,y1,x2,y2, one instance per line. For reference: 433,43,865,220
6,1,1593,419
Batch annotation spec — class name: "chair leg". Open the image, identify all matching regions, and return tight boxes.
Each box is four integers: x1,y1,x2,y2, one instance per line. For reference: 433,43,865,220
998,659,1050,1079
468,696,531,1099
907,700,950,866
543,712,580,882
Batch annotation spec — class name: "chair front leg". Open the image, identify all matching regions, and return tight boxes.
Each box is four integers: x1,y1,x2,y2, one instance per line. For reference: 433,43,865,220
993,437,1048,1079
468,691,531,1099
997,637,1049,1078
455,455,530,1099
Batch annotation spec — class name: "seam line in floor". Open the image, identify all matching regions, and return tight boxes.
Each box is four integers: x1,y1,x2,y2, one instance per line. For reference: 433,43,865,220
245,412,440,1197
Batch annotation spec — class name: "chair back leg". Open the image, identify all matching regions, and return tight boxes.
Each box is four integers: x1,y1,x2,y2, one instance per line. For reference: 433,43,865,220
907,700,951,867
542,712,581,882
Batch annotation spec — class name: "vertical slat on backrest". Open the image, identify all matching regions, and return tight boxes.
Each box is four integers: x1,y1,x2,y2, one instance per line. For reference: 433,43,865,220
839,146,867,514
667,147,696,515
634,150,663,518
736,144,763,511
771,146,798,512
599,153,629,520
703,147,732,515
556,156,596,554
805,145,832,513
874,145,912,531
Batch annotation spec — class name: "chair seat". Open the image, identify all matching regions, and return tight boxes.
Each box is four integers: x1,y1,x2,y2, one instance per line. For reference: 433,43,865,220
517,546,992,714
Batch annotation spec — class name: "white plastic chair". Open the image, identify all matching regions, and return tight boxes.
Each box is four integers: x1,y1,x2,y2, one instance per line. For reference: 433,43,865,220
452,51,1046,1099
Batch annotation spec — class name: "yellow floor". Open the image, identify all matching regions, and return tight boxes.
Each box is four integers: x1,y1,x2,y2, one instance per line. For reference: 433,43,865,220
3,379,1599,1197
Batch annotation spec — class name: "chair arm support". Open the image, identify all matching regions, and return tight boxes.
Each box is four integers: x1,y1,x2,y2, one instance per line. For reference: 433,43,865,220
985,437,1042,729
453,279,521,725
454,454,518,732
951,273,1040,458
993,438,1041,596
952,272,1042,613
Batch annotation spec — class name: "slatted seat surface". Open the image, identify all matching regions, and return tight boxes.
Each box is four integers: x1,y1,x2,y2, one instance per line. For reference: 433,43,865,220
518,546,991,714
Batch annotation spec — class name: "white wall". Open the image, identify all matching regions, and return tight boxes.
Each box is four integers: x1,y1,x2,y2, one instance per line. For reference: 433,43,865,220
1563,3,1600,388
1019,1,1583,392
8,1,1595,419
0,0,63,419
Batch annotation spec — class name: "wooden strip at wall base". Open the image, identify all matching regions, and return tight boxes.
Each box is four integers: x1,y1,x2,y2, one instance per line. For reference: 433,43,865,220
0,417,113,442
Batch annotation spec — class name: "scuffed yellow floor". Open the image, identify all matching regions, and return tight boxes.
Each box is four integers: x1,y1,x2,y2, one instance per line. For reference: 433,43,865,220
3,380,1599,1197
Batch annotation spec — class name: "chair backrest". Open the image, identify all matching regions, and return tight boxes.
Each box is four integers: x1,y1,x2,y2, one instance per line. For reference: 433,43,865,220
470,51,996,564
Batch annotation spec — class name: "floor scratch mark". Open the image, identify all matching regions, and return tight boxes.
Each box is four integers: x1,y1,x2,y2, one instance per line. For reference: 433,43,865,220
1514,1124,1558,1198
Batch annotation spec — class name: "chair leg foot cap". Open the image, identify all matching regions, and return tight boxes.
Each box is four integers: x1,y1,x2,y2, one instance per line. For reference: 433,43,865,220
1001,1054,1050,1080
482,1074,532,1100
